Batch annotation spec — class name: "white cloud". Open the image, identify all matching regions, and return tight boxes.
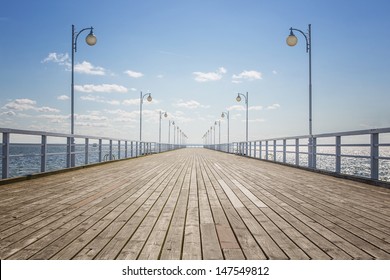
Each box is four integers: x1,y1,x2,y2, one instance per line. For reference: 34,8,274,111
42,53,69,65
249,106,263,111
248,118,266,123
226,104,263,111
124,70,144,78
74,61,105,75
267,103,281,110
157,74,164,79
226,105,245,111
2,99,36,111
193,67,227,82
75,84,128,93
57,95,69,101
37,106,60,113
174,99,209,109
2,99,60,114
122,99,139,106
232,70,262,82
0,111,16,117
272,70,278,75
80,95,121,105
43,53,105,76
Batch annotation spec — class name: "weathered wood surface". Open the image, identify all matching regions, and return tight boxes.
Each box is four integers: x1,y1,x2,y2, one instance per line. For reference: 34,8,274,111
0,148,389,260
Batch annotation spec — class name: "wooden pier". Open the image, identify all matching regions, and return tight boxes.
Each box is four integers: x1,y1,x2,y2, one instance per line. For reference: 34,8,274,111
0,148,389,260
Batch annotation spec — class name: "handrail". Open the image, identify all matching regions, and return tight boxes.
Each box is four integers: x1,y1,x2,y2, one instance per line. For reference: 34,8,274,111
1,127,185,179
205,127,390,183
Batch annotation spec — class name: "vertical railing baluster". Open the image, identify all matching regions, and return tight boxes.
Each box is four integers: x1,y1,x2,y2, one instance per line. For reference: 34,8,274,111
259,141,262,159
41,135,47,173
109,140,113,160
66,137,72,168
118,140,121,159
98,139,102,162
85,138,89,165
295,138,299,166
266,140,269,160
283,139,287,163
273,140,277,161
336,136,341,173
371,133,379,180
2,132,10,179
125,141,128,158
312,137,317,169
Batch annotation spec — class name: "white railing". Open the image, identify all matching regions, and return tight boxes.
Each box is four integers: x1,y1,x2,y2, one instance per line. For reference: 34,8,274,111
205,127,390,183
1,128,184,180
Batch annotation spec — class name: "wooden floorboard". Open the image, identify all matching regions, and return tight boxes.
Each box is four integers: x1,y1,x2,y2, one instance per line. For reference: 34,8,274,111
0,148,389,260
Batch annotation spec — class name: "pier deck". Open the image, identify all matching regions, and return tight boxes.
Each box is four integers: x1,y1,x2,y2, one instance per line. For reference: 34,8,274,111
0,148,389,260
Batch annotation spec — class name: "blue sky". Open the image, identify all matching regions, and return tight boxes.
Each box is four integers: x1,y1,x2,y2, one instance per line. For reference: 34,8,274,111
1,0,390,144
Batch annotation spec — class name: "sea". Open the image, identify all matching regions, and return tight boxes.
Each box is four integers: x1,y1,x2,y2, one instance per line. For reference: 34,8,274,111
1,144,390,182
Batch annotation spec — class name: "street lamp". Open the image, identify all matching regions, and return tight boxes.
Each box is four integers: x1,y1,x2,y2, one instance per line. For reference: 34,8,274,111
140,91,152,142
286,24,314,167
221,111,230,151
159,111,168,152
71,24,97,135
236,92,249,154
70,24,96,167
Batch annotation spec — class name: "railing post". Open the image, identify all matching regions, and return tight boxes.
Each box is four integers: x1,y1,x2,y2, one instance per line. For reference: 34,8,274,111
283,139,286,163
312,137,317,169
259,141,262,159
125,141,128,158
295,138,299,166
41,135,47,173
2,132,10,179
66,137,72,168
109,140,113,160
118,140,121,159
98,139,102,162
85,138,89,165
265,140,269,160
371,133,379,180
273,140,277,161
336,136,341,173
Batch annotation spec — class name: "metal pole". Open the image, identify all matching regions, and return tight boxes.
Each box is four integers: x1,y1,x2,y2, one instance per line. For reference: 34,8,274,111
246,92,248,143
168,120,171,145
159,111,162,152
218,120,221,145
71,25,75,136
139,91,143,142
227,112,230,151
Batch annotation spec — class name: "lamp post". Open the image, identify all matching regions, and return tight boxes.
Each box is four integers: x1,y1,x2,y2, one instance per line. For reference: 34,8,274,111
221,111,230,152
236,92,249,154
168,120,174,147
173,122,176,146
286,24,314,168
215,120,220,145
71,24,96,167
159,111,168,152
139,91,152,142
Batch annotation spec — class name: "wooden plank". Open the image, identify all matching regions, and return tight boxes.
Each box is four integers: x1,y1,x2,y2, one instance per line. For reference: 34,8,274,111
1,148,389,260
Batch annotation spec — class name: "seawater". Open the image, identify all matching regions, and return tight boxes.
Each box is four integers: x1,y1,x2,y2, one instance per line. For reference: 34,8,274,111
1,144,390,182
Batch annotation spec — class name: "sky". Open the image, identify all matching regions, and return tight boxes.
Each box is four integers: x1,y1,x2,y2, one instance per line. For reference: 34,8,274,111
1,0,390,144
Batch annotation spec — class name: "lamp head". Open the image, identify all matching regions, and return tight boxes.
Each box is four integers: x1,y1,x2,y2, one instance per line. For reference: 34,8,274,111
147,93,152,102
86,28,97,46
236,94,241,102
164,112,168,118
286,29,298,47
221,113,225,118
